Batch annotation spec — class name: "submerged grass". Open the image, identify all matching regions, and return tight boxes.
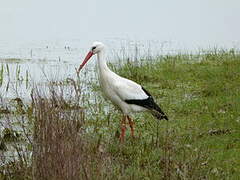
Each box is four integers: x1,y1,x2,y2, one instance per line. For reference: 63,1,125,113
0,49,240,179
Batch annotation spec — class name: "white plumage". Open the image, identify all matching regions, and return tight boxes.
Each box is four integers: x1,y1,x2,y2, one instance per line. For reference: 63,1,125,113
78,42,168,141
99,69,148,114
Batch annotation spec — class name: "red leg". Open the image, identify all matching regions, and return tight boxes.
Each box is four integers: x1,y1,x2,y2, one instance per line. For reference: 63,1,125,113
127,115,134,138
120,116,127,142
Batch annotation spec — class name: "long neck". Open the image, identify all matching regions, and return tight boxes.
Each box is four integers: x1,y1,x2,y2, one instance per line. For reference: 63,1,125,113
97,48,110,73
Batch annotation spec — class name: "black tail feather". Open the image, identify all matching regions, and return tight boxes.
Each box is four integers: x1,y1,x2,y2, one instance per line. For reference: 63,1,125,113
125,86,168,120
125,97,168,120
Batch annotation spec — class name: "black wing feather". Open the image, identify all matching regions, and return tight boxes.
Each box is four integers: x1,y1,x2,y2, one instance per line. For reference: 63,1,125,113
124,87,168,120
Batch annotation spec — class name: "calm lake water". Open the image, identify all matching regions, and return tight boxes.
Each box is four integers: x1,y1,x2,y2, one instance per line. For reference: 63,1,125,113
1,38,239,101
0,39,183,101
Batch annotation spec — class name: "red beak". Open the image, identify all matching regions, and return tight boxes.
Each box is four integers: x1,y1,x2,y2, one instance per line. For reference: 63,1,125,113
78,51,93,72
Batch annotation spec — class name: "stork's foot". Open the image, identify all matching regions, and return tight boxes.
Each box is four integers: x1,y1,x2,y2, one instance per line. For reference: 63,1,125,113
119,115,136,142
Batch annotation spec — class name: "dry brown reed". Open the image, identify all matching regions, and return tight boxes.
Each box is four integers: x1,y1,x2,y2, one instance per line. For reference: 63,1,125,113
31,79,110,180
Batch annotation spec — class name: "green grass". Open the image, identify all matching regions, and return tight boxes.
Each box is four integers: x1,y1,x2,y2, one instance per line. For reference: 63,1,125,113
1,49,240,179
105,50,240,179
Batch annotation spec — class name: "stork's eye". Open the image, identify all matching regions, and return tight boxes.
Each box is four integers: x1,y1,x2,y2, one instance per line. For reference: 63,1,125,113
92,46,96,50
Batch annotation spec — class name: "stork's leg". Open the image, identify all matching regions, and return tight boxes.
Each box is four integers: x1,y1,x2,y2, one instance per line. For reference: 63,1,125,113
120,115,127,142
127,115,134,138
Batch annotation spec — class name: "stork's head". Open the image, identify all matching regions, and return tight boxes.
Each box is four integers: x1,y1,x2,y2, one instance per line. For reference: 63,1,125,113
91,41,105,54
77,42,105,72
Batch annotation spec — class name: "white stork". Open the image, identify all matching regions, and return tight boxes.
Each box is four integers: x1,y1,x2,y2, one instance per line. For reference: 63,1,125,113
77,42,168,142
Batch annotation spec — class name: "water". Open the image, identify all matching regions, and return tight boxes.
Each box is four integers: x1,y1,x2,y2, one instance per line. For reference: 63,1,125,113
1,38,239,101
0,37,206,166
0,38,184,101
0,39,85,100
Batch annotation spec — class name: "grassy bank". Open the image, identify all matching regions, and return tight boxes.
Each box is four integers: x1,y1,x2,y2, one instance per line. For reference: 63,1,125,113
0,49,240,179
113,50,240,179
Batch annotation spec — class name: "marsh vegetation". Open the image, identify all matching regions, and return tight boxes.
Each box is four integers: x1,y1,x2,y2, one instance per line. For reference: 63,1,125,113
0,49,240,179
